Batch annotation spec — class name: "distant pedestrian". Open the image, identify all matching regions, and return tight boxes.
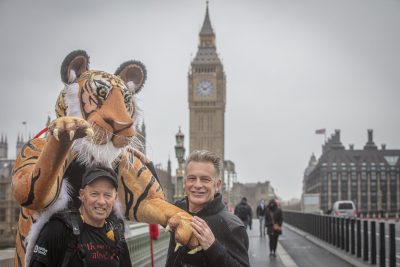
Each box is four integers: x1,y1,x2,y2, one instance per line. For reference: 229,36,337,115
256,199,267,236
265,199,283,257
234,197,253,230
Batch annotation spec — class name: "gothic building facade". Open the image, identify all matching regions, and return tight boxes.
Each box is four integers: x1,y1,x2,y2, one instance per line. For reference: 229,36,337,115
0,134,23,248
303,129,400,215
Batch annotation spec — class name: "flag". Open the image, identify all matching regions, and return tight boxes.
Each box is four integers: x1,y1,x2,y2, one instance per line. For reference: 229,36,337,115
315,128,326,135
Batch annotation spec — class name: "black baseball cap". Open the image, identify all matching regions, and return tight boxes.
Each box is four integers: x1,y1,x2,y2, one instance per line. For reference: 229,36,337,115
81,166,118,189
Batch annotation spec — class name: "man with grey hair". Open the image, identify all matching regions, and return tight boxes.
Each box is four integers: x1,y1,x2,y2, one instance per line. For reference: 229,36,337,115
165,150,250,267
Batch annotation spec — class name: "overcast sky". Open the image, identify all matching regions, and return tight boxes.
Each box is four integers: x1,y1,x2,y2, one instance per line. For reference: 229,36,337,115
1,0,399,200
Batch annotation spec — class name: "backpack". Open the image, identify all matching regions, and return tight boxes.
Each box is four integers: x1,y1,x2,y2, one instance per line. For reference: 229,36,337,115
50,210,128,267
236,204,249,221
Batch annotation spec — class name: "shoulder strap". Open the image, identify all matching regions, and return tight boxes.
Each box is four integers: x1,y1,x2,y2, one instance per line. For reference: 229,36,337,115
105,214,132,266
270,211,275,225
106,214,125,244
51,210,85,267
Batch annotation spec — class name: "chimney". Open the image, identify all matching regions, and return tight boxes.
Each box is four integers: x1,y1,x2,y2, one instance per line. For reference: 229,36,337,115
364,129,377,150
331,129,344,149
334,129,341,142
349,144,354,150
368,129,373,143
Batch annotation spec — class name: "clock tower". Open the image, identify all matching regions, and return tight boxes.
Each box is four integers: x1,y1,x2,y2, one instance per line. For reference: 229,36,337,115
188,3,226,167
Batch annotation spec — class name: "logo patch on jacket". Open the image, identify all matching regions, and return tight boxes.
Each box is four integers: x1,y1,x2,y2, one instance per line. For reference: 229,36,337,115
33,245,48,256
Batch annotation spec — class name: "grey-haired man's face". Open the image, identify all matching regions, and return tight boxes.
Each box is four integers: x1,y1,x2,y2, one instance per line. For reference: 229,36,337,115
184,161,221,213
79,177,117,227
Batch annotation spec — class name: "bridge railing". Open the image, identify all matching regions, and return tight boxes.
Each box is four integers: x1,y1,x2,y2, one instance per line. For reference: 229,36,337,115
126,223,170,266
284,210,397,266
0,223,170,267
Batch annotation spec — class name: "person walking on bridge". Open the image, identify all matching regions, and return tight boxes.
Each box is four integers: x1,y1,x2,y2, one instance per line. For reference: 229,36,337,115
265,199,283,257
234,197,253,230
256,199,267,236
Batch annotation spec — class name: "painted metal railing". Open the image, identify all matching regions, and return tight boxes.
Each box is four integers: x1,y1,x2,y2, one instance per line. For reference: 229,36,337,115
284,210,398,267
126,223,170,266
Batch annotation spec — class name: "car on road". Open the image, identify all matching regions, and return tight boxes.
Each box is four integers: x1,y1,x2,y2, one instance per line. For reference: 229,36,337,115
331,200,357,218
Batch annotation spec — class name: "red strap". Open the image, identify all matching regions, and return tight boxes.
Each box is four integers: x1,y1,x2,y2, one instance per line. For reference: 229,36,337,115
34,127,48,139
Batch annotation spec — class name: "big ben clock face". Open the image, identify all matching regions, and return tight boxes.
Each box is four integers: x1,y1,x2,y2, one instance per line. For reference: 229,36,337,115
196,80,213,97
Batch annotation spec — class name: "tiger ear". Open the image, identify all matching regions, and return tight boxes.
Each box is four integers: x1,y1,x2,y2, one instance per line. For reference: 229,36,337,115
115,60,147,94
60,50,90,84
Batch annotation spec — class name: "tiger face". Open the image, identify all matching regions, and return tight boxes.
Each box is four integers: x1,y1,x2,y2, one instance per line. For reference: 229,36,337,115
55,50,147,166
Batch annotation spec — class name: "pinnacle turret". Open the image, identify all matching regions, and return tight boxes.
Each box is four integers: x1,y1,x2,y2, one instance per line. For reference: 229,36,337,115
0,133,8,159
193,2,220,64
200,1,214,36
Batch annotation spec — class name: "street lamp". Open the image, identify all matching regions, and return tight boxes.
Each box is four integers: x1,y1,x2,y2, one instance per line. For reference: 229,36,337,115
174,127,185,201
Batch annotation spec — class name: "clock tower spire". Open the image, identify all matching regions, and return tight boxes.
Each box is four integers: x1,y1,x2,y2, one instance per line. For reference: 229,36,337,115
199,1,216,48
188,2,226,171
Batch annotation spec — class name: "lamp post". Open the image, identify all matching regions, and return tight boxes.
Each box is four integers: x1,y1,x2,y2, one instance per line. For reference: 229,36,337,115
174,127,185,201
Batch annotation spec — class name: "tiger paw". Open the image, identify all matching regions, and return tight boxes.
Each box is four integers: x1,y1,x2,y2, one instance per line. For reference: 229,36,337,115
48,117,94,142
167,212,200,250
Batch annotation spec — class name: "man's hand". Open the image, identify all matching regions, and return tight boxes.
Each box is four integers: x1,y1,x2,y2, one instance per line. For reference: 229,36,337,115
190,216,215,250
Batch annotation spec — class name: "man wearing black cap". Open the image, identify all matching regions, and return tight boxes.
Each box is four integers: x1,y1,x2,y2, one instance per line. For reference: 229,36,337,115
29,166,132,267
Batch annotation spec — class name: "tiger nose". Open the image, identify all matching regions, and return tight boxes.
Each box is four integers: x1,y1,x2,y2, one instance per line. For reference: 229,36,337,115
105,119,133,132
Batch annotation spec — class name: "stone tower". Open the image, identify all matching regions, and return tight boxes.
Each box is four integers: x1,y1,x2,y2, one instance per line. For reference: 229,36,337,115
16,133,25,157
0,134,7,159
188,2,226,165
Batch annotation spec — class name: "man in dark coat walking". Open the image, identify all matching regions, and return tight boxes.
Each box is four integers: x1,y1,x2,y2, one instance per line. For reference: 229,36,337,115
234,197,253,230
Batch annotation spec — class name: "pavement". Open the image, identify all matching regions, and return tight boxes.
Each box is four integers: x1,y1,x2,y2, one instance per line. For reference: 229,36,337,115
280,224,354,267
248,220,295,267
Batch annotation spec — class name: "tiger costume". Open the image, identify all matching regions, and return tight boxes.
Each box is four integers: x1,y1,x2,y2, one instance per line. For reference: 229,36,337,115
12,50,199,267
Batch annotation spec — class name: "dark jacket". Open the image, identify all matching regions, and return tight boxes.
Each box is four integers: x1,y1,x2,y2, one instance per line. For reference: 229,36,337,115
234,200,252,223
265,203,283,235
165,193,250,267
256,203,267,218
29,210,131,267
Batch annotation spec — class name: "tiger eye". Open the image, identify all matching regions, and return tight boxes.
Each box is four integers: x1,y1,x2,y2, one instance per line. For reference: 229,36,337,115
124,94,131,102
97,87,107,98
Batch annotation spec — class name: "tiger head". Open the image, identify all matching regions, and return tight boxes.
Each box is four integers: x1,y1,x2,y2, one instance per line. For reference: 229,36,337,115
55,50,146,166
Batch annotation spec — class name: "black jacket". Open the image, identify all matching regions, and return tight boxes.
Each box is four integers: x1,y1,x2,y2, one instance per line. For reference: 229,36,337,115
234,201,252,222
165,193,250,267
256,204,267,218
265,205,283,235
